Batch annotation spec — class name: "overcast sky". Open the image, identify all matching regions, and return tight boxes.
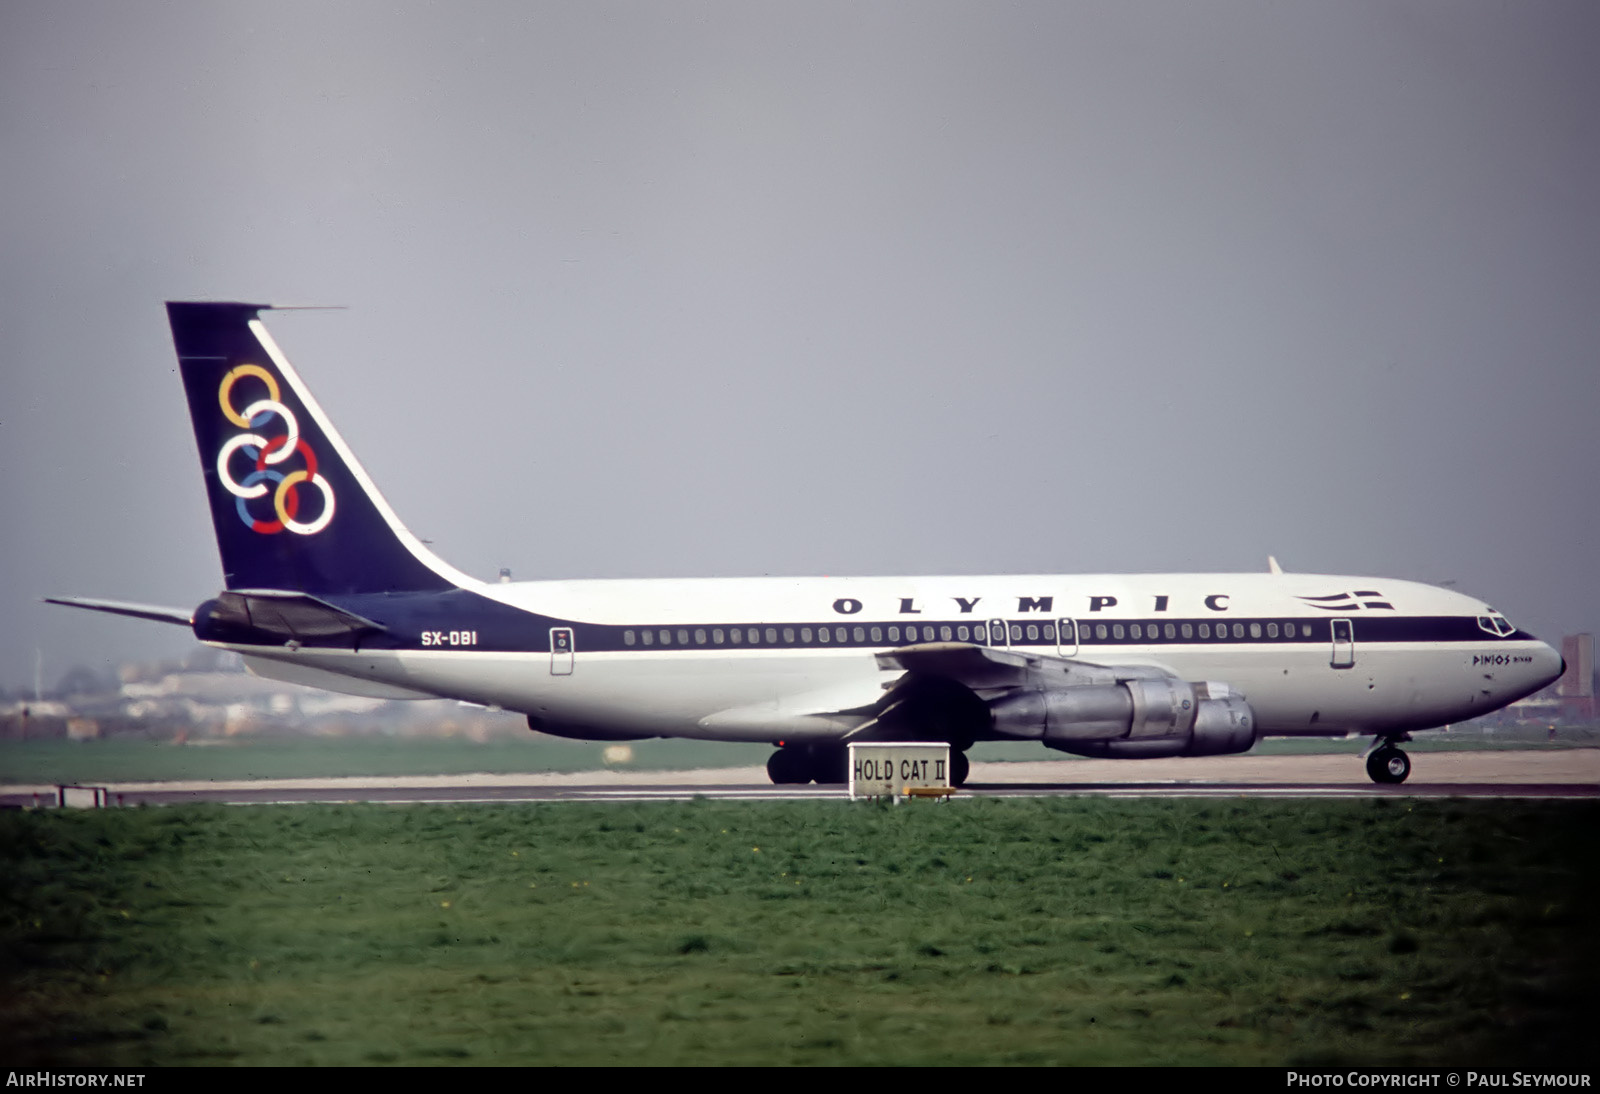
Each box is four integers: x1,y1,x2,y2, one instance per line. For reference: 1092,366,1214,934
2,1,1596,692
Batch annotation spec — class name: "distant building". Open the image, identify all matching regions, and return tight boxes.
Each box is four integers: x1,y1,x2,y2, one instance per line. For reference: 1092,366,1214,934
1499,633,1596,726
1556,634,1595,721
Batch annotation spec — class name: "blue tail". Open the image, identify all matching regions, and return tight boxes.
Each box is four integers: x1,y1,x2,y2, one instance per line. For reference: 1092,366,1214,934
168,302,463,595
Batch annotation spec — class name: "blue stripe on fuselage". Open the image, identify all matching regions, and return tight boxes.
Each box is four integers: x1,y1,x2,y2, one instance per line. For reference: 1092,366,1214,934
195,594,1539,657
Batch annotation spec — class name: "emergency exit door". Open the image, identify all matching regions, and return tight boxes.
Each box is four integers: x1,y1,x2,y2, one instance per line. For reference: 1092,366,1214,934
1330,618,1354,669
550,627,574,675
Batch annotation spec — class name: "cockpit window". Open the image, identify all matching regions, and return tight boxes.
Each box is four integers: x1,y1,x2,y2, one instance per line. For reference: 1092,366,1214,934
1476,611,1515,638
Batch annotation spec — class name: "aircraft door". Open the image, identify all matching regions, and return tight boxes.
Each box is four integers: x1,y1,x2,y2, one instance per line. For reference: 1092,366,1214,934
1330,619,1354,669
988,618,1009,648
550,627,574,675
1057,617,1078,656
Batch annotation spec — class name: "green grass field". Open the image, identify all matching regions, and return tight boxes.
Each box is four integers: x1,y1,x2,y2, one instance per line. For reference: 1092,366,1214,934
3,798,1595,1066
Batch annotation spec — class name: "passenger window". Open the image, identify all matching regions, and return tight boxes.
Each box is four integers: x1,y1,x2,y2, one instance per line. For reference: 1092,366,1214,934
765,628,777,643
1198,623,1210,638
1096,624,1108,640
870,626,882,642
1181,623,1192,639
1267,622,1278,638
854,627,866,642
1010,624,1023,641
801,627,812,642
713,628,724,644
1250,623,1261,639
1164,623,1175,640
624,630,636,646
1232,623,1244,638
695,629,707,645
888,626,900,642
729,628,742,644
835,627,847,643
783,627,794,643
818,627,830,643
941,625,953,641
660,629,672,646
1113,624,1125,640
642,630,654,646
957,625,969,641
678,629,690,646
748,628,760,644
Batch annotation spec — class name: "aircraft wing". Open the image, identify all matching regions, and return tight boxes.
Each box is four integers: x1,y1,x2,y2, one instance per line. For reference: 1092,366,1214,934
701,642,1190,743
875,641,1175,696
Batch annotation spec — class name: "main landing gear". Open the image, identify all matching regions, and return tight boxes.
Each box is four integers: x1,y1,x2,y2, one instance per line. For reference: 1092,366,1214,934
766,743,971,787
1364,735,1412,784
766,743,848,785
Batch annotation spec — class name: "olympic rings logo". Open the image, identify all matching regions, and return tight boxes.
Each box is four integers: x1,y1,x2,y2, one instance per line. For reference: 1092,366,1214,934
215,364,336,535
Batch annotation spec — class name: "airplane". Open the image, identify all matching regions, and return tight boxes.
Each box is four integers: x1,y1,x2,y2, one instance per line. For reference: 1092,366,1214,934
47,301,1565,787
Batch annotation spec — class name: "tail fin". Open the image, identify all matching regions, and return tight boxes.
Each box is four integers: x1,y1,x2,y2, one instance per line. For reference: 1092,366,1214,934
167,302,469,595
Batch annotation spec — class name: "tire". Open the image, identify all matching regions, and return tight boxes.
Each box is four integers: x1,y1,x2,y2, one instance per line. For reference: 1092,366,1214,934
766,748,809,785
810,744,849,785
1366,746,1411,785
950,750,970,788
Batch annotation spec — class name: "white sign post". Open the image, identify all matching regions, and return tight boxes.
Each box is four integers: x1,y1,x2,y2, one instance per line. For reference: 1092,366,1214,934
848,742,953,801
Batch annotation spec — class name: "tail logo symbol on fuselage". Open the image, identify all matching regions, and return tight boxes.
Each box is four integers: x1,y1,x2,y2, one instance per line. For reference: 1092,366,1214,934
215,364,336,535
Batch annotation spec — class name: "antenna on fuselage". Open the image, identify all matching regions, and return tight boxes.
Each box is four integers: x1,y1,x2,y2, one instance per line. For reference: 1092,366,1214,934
1267,556,1284,574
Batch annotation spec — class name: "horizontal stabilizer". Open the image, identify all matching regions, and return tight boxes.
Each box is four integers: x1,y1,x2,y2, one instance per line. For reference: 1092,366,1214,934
43,596,194,627
203,589,388,642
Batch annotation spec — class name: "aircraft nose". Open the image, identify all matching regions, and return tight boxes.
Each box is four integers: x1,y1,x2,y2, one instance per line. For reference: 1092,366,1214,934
1535,641,1565,689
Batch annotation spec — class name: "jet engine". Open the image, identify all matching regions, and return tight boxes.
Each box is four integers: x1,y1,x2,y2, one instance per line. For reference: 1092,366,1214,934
988,679,1256,759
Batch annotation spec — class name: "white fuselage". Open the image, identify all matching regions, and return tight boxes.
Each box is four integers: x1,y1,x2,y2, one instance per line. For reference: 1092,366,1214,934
231,571,1563,744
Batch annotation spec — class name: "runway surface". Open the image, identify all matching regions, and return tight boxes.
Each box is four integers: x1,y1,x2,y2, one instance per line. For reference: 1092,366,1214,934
4,749,1596,807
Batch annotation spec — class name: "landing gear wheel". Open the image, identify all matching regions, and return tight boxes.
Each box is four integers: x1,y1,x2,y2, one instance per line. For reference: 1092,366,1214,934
811,744,849,785
1366,746,1410,785
949,750,970,789
767,747,809,785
